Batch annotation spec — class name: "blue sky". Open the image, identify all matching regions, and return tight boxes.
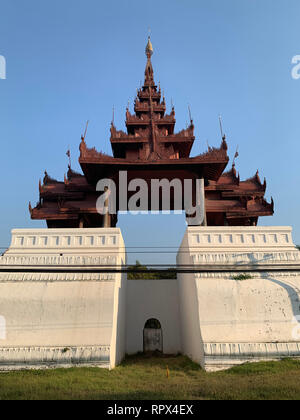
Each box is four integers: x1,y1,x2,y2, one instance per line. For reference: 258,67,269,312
0,0,299,264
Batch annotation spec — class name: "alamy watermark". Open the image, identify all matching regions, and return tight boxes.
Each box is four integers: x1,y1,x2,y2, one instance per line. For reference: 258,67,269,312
95,171,206,225
292,55,300,80
0,55,6,79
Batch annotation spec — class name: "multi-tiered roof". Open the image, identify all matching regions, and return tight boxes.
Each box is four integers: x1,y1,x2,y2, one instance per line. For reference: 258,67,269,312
30,38,273,228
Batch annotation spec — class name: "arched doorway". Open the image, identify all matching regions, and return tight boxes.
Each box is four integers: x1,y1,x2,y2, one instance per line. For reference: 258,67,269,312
143,318,163,353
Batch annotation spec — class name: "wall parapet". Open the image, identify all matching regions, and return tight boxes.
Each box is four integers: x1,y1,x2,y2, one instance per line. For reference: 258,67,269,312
185,226,295,251
5,228,123,255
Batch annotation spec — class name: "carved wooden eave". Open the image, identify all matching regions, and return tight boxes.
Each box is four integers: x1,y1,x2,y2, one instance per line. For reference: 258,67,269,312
43,171,59,186
126,111,176,125
39,181,65,197
243,170,266,191
216,164,240,186
206,199,242,212
195,139,228,162
67,166,84,181
134,99,166,113
79,138,112,161
79,144,228,165
245,195,274,212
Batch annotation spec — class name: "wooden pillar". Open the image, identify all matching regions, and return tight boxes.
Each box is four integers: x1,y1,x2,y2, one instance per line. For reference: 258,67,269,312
103,187,111,228
199,178,207,227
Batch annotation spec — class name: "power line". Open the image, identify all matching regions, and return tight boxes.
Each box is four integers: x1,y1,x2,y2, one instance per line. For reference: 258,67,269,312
0,264,300,273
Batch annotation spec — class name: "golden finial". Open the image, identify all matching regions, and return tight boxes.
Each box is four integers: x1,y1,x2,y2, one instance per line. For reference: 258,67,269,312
145,36,153,57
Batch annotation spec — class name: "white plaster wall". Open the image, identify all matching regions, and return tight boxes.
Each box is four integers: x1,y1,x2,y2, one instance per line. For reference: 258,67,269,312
0,228,127,369
177,226,300,370
0,281,115,347
177,228,204,365
126,279,181,355
177,273,204,365
110,273,127,368
194,276,300,344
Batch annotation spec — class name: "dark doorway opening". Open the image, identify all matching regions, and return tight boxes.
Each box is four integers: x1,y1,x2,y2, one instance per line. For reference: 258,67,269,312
143,318,163,353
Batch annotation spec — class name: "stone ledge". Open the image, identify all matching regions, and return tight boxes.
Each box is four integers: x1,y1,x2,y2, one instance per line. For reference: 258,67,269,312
203,342,300,371
0,272,116,282
0,255,118,267
204,341,300,357
191,251,300,264
0,361,110,371
0,345,111,370
195,271,300,279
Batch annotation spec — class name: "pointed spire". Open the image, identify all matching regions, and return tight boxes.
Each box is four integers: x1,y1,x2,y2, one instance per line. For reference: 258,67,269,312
219,115,224,139
188,104,193,125
255,169,261,184
144,36,154,86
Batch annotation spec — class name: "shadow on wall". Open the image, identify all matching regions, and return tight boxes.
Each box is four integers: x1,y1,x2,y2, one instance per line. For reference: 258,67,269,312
267,277,300,321
247,251,300,328
178,272,205,367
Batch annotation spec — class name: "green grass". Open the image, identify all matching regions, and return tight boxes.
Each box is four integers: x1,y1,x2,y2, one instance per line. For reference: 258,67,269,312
1,354,300,400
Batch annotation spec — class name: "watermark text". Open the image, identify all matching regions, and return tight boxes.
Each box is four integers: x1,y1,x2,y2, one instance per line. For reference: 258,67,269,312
292,55,300,80
0,55,6,80
96,171,206,225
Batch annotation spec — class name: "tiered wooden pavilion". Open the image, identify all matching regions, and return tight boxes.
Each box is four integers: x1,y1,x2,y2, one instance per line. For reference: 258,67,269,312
30,38,274,228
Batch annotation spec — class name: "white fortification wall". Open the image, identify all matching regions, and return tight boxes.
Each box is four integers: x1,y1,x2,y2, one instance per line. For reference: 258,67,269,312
1,225,300,372
177,226,300,371
0,228,126,370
